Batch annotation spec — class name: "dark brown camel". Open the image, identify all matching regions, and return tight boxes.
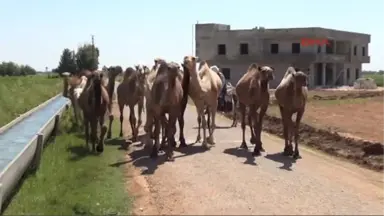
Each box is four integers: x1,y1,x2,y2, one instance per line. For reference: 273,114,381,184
235,63,275,156
78,70,110,152
145,61,184,161
105,66,123,139
274,67,308,159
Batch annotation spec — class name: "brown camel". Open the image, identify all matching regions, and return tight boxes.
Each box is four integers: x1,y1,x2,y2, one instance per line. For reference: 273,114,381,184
145,60,183,160
274,67,308,159
235,63,275,156
117,66,147,141
78,70,110,152
144,59,188,149
105,66,123,138
182,56,222,148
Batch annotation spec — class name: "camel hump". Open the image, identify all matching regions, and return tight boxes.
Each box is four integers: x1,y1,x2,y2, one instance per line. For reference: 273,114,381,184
210,65,220,74
248,63,260,71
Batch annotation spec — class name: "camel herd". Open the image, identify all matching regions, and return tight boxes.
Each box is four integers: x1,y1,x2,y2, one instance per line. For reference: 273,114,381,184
62,56,308,161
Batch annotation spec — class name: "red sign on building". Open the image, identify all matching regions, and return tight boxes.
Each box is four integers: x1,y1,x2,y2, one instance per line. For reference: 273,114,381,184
300,38,330,47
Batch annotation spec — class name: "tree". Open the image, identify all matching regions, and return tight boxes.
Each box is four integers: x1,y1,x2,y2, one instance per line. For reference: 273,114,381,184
0,61,37,76
75,44,99,71
55,48,77,74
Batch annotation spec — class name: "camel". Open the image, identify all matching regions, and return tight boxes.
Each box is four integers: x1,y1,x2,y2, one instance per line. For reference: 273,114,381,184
182,56,223,148
274,67,308,159
77,70,110,152
105,66,123,138
145,61,183,160
116,65,147,141
62,72,88,126
144,58,189,149
235,63,275,156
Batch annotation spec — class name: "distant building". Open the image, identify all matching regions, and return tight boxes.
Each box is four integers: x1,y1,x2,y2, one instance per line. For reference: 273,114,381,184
195,23,370,88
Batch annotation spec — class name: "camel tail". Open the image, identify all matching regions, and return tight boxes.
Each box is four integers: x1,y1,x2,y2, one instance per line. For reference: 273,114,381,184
93,79,102,112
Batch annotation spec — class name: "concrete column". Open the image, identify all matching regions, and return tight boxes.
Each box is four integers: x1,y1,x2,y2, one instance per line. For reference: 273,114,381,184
321,63,326,86
333,40,337,54
343,66,347,86
309,63,315,88
332,63,337,86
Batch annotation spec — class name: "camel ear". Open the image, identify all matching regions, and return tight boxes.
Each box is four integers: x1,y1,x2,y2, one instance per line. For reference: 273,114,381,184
270,67,275,71
294,67,301,72
257,66,263,71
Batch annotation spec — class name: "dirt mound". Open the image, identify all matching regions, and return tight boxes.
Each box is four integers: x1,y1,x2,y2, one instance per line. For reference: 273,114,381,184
354,78,378,89
223,113,384,171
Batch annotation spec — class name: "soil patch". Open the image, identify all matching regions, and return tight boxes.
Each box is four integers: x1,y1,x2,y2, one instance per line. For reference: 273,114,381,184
223,97,384,171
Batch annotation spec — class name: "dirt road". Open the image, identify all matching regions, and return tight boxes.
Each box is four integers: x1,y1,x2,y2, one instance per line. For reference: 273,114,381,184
115,104,384,215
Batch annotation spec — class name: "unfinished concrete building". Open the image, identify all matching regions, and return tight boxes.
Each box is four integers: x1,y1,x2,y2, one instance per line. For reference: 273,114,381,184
195,23,371,88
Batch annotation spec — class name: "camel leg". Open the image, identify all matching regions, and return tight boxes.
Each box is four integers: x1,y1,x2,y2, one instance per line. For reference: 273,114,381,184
97,115,107,153
251,106,262,156
178,111,187,148
195,110,202,143
239,103,248,149
165,113,177,161
129,105,137,142
84,113,90,149
231,96,237,127
207,102,217,145
254,105,267,152
90,118,98,152
118,103,124,137
160,114,168,151
107,114,113,139
150,116,161,158
137,99,144,130
293,110,304,159
280,106,293,156
248,109,257,144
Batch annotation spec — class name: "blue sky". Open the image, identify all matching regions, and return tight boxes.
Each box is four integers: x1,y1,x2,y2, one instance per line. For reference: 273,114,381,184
0,0,382,71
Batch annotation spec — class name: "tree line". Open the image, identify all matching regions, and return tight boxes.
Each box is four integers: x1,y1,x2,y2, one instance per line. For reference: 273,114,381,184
0,62,37,76
52,43,100,75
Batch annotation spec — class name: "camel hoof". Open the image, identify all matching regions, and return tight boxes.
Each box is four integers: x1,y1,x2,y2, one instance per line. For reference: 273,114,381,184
252,150,261,157
250,137,257,144
283,147,293,156
179,138,187,147
195,136,201,143
96,145,104,153
239,142,248,150
207,136,215,145
293,152,301,159
150,150,158,158
119,132,123,137
202,143,210,150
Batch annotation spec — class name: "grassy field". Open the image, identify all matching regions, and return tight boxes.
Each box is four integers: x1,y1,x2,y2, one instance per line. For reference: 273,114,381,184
3,110,132,215
0,76,62,127
363,73,384,86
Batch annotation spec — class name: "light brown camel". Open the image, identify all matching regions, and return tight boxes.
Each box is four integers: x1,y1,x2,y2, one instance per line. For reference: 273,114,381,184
274,67,308,159
145,60,183,160
116,66,147,141
235,63,275,156
62,72,88,126
78,70,110,152
182,56,223,148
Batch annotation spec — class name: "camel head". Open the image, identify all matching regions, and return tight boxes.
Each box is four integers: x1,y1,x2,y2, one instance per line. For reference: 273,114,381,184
182,56,199,74
107,66,123,78
291,67,308,87
167,62,181,79
259,66,275,82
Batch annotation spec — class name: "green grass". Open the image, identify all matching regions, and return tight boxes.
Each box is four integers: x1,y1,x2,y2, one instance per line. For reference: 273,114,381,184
3,111,132,215
0,76,62,127
363,73,384,86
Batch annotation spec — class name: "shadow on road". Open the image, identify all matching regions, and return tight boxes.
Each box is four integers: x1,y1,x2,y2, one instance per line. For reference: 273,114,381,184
192,125,233,130
174,143,209,159
223,147,257,166
264,152,296,171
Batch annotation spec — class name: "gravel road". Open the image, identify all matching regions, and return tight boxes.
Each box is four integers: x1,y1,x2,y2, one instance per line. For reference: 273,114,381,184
114,102,383,215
